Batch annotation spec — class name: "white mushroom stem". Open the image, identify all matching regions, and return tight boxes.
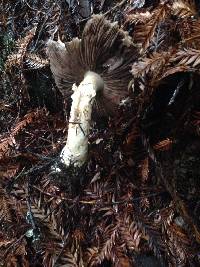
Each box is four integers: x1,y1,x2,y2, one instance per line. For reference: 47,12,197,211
60,71,104,168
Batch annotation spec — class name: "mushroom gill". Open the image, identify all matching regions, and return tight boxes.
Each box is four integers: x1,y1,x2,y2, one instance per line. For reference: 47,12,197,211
47,15,137,168
47,14,137,112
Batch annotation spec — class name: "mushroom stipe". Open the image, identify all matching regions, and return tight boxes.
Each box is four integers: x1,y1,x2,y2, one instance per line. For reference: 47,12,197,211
47,15,137,169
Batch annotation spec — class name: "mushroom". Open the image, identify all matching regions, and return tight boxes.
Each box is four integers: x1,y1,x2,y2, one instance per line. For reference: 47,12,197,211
47,15,136,169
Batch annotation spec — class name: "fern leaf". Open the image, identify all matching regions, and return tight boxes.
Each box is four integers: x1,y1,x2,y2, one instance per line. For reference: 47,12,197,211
4,54,22,71
125,11,151,25
161,209,191,266
85,247,99,266
192,111,200,126
24,53,49,69
12,108,47,135
133,3,171,51
119,219,142,252
172,48,200,67
0,108,47,160
92,225,118,265
160,65,195,80
131,51,171,78
112,245,132,267
2,239,28,266
178,18,200,48
0,187,25,224
0,239,15,249
139,157,149,182
0,162,20,181
0,136,16,160
160,48,200,80
172,0,197,18
153,138,173,151
5,27,36,71
57,251,79,267
0,188,13,222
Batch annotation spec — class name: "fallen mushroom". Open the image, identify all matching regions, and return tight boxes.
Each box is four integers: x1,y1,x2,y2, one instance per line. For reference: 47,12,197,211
47,15,137,169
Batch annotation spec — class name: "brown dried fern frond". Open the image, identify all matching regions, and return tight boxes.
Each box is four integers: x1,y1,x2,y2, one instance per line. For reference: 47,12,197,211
133,215,164,260
111,245,132,267
132,48,200,83
2,238,29,267
133,3,171,52
26,195,77,266
0,108,47,160
159,65,195,80
160,207,196,266
172,0,197,18
0,136,16,160
24,53,49,70
192,111,200,126
85,247,99,267
177,18,200,48
29,183,66,234
42,241,80,267
90,224,119,265
153,138,173,151
0,187,14,222
131,51,172,78
0,186,26,237
171,48,200,68
124,10,151,25
5,26,37,71
138,157,149,182
56,250,79,267
11,108,47,135
119,217,142,253
0,239,15,250
0,162,20,182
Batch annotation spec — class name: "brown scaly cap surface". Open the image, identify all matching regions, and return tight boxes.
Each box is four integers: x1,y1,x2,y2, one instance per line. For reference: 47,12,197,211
47,15,137,113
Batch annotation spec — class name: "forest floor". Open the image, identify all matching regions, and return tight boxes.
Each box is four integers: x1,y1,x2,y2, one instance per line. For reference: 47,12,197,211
0,1,200,266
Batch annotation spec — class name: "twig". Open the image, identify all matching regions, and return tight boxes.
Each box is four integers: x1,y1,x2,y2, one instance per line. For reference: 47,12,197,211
104,0,128,16
69,121,86,136
32,185,165,206
23,0,38,11
32,2,59,50
3,234,26,258
7,159,55,192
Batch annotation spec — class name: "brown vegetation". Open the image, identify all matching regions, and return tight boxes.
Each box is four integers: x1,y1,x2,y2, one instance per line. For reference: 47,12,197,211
0,0,200,266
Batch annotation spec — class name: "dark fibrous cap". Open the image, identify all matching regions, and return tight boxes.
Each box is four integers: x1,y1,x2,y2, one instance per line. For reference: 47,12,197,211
47,15,137,113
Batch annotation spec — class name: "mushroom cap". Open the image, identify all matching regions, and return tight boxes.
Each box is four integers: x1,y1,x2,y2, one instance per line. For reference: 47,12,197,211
47,15,137,113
